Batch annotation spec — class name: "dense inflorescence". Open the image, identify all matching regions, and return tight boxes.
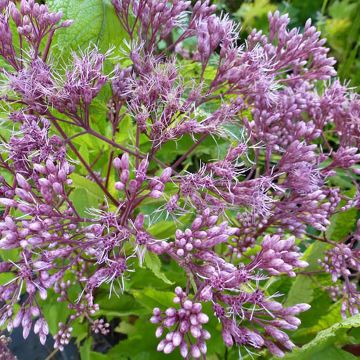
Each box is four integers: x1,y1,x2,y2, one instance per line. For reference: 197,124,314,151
0,0,359,358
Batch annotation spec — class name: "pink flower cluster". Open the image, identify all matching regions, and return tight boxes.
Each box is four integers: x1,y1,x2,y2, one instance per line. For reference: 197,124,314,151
0,0,359,358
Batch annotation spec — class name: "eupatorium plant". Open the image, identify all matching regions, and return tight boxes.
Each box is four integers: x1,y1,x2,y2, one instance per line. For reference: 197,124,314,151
0,0,359,358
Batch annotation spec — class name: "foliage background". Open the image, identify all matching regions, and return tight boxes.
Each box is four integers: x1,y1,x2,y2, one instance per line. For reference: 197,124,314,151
2,0,360,359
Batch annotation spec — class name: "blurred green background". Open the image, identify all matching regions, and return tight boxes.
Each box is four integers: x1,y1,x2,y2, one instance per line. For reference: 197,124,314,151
214,0,360,89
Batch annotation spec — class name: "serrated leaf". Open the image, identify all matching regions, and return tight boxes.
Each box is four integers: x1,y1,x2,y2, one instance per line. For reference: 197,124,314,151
281,314,360,359
326,208,357,241
144,252,174,285
294,301,343,342
48,0,127,56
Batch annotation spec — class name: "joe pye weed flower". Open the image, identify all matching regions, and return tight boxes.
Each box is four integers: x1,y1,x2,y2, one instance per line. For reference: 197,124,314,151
0,0,359,358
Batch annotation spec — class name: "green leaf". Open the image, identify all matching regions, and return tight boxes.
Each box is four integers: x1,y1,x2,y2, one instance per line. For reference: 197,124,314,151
288,345,358,360
285,275,314,307
72,133,105,151
79,143,90,164
42,293,71,334
107,315,179,360
326,208,357,241
79,337,92,360
96,291,147,317
69,188,95,217
281,314,360,359
144,252,174,285
303,241,330,272
294,301,342,340
131,287,174,310
285,241,329,306
295,292,337,340
71,173,105,200
71,320,89,346
116,115,135,143
88,352,110,360
234,0,276,29
0,248,19,263
114,321,136,335
48,0,127,55
147,221,177,239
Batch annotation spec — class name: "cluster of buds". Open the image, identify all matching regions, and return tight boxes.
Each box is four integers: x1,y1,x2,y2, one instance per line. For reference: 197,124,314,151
255,235,309,277
0,8,17,68
321,244,360,282
171,209,236,258
15,1,68,39
32,160,73,200
113,153,172,199
113,153,152,196
173,228,202,258
151,287,210,358
267,12,336,80
112,0,194,49
12,307,48,342
54,280,72,302
54,323,73,351
196,13,237,66
274,188,332,234
1,0,72,70
327,146,360,171
217,294,311,357
320,244,360,317
0,161,74,248
91,319,110,335
33,317,49,345
0,216,22,249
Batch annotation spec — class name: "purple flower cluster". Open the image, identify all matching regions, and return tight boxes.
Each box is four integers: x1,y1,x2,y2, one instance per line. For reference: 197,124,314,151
151,287,210,358
320,241,360,317
0,0,359,358
173,231,310,357
0,0,71,69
